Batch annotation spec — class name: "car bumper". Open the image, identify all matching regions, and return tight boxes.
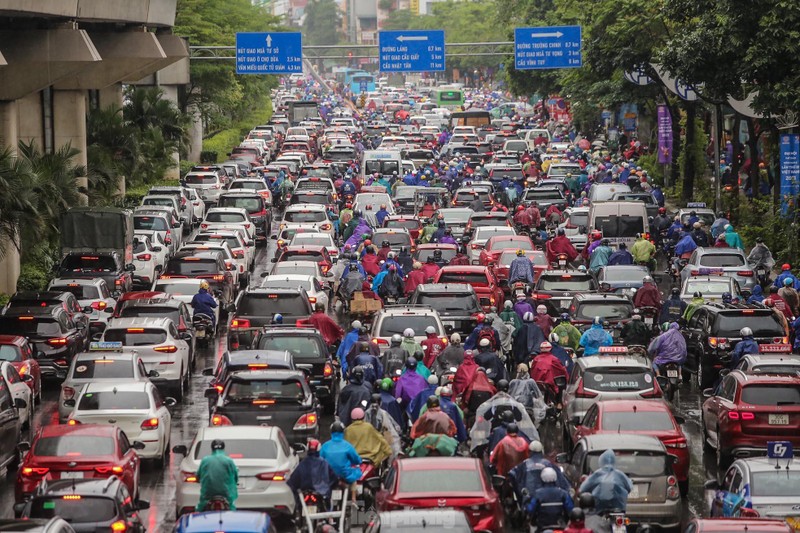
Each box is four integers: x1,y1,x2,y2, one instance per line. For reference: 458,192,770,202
439,316,477,334
126,430,164,459
36,358,71,380
176,480,296,516
627,499,682,529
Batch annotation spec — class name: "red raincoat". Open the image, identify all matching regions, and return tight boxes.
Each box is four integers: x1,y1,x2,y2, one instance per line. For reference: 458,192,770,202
362,253,381,276
530,352,568,397
420,262,440,281
421,333,446,368
404,269,427,296
411,408,456,439
490,434,530,476
453,354,478,396
546,236,579,263
633,283,662,309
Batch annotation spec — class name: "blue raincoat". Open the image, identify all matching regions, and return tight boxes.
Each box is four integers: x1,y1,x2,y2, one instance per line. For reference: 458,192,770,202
320,432,362,484
730,336,760,368
774,270,800,290
286,451,339,501
579,449,634,513
674,234,698,256
336,328,360,371
579,323,613,356
747,285,765,304
607,248,633,266
710,217,730,239
509,257,536,284
648,323,687,365
589,245,612,273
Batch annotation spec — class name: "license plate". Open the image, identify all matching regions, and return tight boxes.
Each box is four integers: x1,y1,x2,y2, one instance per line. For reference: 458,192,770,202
630,483,647,499
666,369,679,378
196,330,205,338
757,269,766,275
644,317,653,325
331,489,342,501
60,471,83,479
306,504,318,514
770,414,789,425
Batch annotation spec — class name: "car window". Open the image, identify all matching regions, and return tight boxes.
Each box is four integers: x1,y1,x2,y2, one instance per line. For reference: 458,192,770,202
537,274,596,291
714,313,784,337
61,255,117,271
206,212,246,223
571,443,586,471
398,469,483,493
284,210,326,223
601,411,674,431
78,391,151,410
225,378,305,402
729,468,744,493
699,253,745,267
50,284,100,300
4,364,21,384
751,470,800,497
257,335,322,360
581,405,598,428
0,345,21,363
72,359,135,379
103,329,168,346
416,292,480,313
238,293,309,316
574,301,633,321
119,431,131,454
379,315,438,336
719,375,737,401
582,368,654,392
740,385,800,406
0,317,63,337
586,451,668,476
34,435,116,456
29,496,118,522
195,438,279,460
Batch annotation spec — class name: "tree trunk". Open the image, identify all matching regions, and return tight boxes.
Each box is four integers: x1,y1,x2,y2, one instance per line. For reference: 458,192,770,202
746,117,760,198
682,101,696,202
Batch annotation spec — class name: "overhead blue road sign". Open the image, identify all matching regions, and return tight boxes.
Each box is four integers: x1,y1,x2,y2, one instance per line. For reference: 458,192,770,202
379,30,445,73
514,26,582,70
236,32,302,74
767,441,793,459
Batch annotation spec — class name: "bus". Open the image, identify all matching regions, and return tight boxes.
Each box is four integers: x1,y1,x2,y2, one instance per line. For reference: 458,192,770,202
434,88,465,109
348,71,376,94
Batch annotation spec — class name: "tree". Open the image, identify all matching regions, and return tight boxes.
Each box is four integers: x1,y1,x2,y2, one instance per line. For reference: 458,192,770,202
302,0,342,46
0,149,38,257
382,9,415,30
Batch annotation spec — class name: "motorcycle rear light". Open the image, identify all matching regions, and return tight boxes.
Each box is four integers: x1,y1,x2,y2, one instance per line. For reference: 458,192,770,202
211,414,232,426
256,470,288,481
22,467,49,476
308,297,317,304
294,413,318,430
183,471,199,482
140,418,159,430
67,419,81,425
324,362,334,377
95,466,124,474
708,337,728,348
48,338,68,346
154,345,178,353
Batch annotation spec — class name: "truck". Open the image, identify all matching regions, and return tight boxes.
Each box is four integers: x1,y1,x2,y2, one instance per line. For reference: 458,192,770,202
57,207,136,293
361,150,403,180
286,100,319,126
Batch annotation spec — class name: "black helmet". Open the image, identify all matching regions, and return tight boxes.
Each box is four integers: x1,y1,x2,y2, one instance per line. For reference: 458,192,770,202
438,220,446,228
717,211,725,218
557,228,566,236
433,249,443,260
671,287,679,296
499,409,515,424
601,238,610,246
371,393,382,405
211,439,225,451
496,379,509,393
359,341,370,352
330,421,345,433
353,209,362,218
506,421,519,434
405,357,417,370
315,302,325,312
426,395,440,409
569,508,585,522
578,492,595,509
400,245,408,253
381,240,390,247
349,263,359,272
350,366,365,382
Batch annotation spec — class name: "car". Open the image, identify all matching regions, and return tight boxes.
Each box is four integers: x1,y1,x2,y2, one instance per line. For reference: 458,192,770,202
364,509,473,533
370,305,446,353
567,293,634,330
375,457,504,533
595,264,650,298
141,194,184,229
562,351,663,443
0,307,88,381
226,178,273,204
478,235,535,267
0,335,42,402
46,278,117,337
433,266,504,311
260,274,330,311
546,162,582,180
160,250,236,307
273,227,321,260
101,317,191,400
193,229,255,272
66,381,175,464
452,187,494,209
559,434,681,530
465,226,517,264
408,283,482,337
491,249,548,289
288,231,338,259
269,260,328,282
280,204,335,237
184,187,206,223
172,511,276,533
16,477,149,532
272,245,335,277
382,214,423,241
701,370,800,469
677,204,716,228
571,399,690,494
201,349,295,411
683,304,789,388
392,186,427,214
217,191,272,244
431,208,473,239
412,243,458,265
148,185,194,226
130,233,167,289
610,191,660,219
58,343,153,423
16,424,142,503
134,208,184,254
587,182,632,203
200,207,256,241
734,353,800,375
520,186,568,212
708,458,800,524
184,171,225,204
0,518,76,532
681,247,758,295
173,425,299,517
558,206,590,250
230,288,315,347
150,278,221,325
113,297,197,367
208,369,319,444
532,270,599,313
464,211,512,239
179,241,244,289
4,291,91,331
289,189,337,210
686,519,793,532
1,361,34,430
56,251,135,294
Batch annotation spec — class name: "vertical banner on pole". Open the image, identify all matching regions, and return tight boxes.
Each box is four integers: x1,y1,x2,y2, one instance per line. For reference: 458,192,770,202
657,104,673,165
780,133,800,216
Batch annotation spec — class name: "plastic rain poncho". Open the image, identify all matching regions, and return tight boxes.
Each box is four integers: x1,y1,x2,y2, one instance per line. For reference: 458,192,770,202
508,375,547,425
197,449,239,511
579,323,613,356
647,323,687,366
578,449,634,513
469,392,540,451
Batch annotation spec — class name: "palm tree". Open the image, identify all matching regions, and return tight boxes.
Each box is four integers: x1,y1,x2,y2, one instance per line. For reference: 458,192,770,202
0,148,39,258
124,86,191,155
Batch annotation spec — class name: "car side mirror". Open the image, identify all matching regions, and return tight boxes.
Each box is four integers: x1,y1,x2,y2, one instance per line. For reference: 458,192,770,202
364,476,382,492
246,240,255,247
172,444,188,455
674,415,686,425
148,370,160,378
83,306,93,314
702,388,715,398
172,222,182,229
132,441,146,450
704,479,719,491
202,368,214,376
292,442,307,454
63,399,76,408
17,441,31,453
153,246,163,252
226,303,236,313
135,499,150,510
555,452,569,464
204,388,218,399
180,332,193,341
491,474,506,490
14,398,27,409
21,374,33,383
125,264,136,272
164,397,177,408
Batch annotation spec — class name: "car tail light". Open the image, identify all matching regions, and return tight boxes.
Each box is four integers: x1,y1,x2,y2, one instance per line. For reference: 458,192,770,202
471,243,480,249
575,381,598,399
233,249,245,258
256,470,288,481
739,507,760,518
90,301,107,310
18,364,28,375
22,467,49,477
738,270,754,277
666,475,679,499
154,345,178,353
640,387,661,398
308,297,317,304
67,419,81,425
708,337,728,348
110,520,127,532
231,318,250,329
664,438,687,449
320,223,331,231
243,223,251,229
182,471,198,482
774,336,790,344
55,359,68,366
324,362,334,377
729,411,755,420
294,413,318,430
373,338,389,346
63,386,75,400
136,254,151,261
200,223,208,229
532,293,551,299
95,466,124,474
141,418,159,430
48,338,68,346
210,414,232,426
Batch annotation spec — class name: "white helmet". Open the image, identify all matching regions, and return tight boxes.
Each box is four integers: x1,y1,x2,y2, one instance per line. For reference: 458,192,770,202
529,440,544,453
740,327,753,337
549,332,560,344
523,312,534,322
403,328,415,338
425,326,436,335
536,305,547,314
541,467,558,484
352,320,362,329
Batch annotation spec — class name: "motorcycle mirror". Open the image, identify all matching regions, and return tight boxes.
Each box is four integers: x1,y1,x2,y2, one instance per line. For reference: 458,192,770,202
674,415,686,425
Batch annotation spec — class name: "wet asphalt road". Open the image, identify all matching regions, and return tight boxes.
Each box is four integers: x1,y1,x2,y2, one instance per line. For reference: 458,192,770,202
0,238,715,531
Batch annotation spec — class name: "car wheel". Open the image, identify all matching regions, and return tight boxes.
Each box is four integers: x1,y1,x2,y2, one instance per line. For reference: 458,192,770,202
174,367,185,402
161,440,170,469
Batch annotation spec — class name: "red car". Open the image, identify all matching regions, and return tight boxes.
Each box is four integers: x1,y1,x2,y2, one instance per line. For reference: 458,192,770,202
375,457,504,533
382,214,423,241
0,335,41,401
478,235,535,266
434,265,504,311
702,370,800,469
492,250,548,288
16,424,142,503
687,519,793,532
273,245,334,275
571,399,690,495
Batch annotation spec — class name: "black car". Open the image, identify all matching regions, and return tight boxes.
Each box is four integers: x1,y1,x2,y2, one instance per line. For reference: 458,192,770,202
533,270,599,315
207,369,319,443
0,307,88,380
683,303,788,388
217,191,272,243
0,373,26,472
408,283,480,335
521,186,568,212
566,293,634,341
16,477,149,532
162,250,236,307
5,291,91,330
56,252,134,294
0,518,75,532
229,288,314,348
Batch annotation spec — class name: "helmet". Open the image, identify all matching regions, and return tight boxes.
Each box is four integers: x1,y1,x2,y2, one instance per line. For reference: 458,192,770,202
523,311,534,322
540,341,552,352
529,440,544,453
211,439,225,451
741,327,753,337
426,395,440,409
559,312,570,322
390,333,402,346
496,379,509,392
381,240,390,248
483,314,492,324
785,277,795,287
350,366,364,381
199,280,210,290
403,328,414,338
499,410,515,423
541,467,558,484
722,292,732,302
380,377,393,391
506,422,519,435
693,291,702,299
307,438,321,453
783,263,791,270
536,304,547,314
601,238,610,246
579,493,595,510
349,263,359,272
425,326,436,335
364,239,372,247
569,508,585,523
671,287,679,296
557,227,566,236
549,332,560,344
272,313,283,324
475,312,486,323
405,357,417,370
593,316,602,326
351,407,365,421
479,338,491,348
516,205,524,212
643,275,653,284
352,320,363,329
516,248,525,256
658,207,666,214
330,421,345,433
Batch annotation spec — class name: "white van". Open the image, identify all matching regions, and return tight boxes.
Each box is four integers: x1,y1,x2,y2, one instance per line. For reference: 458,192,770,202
525,128,552,150
362,150,403,179
587,200,649,250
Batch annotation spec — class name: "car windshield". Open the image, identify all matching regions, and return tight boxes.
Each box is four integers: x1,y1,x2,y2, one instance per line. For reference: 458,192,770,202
375,233,411,246
262,279,312,291
586,451,668,477
0,317,62,336
78,391,150,410
698,253,745,267
379,315,438,336
225,378,305,401
437,272,488,285
600,411,674,431
575,302,634,321
29,496,118,522
185,174,217,185
153,282,200,296
499,252,547,267
741,385,800,405
385,219,421,231
685,280,731,295
133,216,168,231
538,274,596,291
103,329,167,346
595,216,645,238
714,313,784,337
143,198,174,208
229,181,265,191
218,197,262,213
50,284,100,299
583,368,653,392
238,294,308,317
206,212,246,223
272,263,318,277
439,210,473,224
195,439,278,460
281,250,324,263
292,193,330,205
165,258,218,275
34,435,116,456
751,471,800,497
72,359,135,379
61,255,117,271
119,307,180,325
0,345,21,362
365,160,400,175
194,235,240,248
415,248,457,264
284,210,326,223
398,469,483,493
526,189,563,200
257,336,322,360
600,268,648,282
568,212,589,227
417,293,480,313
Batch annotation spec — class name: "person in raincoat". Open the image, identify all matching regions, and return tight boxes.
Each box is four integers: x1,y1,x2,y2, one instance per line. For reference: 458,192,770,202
336,366,372,426
513,294,535,321
395,357,428,409
196,439,239,511
710,211,730,239
546,228,579,263
407,375,440,422
621,313,652,347
683,292,705,322
420,326,447,369
747,285,766,305
579,317,613,355
552,313,581,351
660,288,687,324
509,249,536,285
579,449,634,513
588,239,613,274
404,261,427,296
408,433,458,457
513,311,546,364
490,422,530,476
527,467,574,530
191,281,218,329
344,407,392,467
774,264,800,290
287,439,339,510
509,441,571,502
378,378,404,429
648,322,687,372
419,386,468,442
469,385,539,452
320,421,362,503
399,329,423,361
336,320,363,373
550,333,575,375
633,275,662,312
500,300,523,333
533,305,554,338
724,224,744,250
411,395,457,439
729,327,760,368
364,393,403,459
508,363,547,424
607,242,633,266
435,333,465,374
453,350,479,397
672,231,698,272
630,233,657,272
530,341,569,400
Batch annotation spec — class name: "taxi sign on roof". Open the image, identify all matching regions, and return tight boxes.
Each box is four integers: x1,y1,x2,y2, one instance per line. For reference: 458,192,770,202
760,343,792,353
686,202,707,208
89,341,124,352
598,346,628,354
767,441,793,459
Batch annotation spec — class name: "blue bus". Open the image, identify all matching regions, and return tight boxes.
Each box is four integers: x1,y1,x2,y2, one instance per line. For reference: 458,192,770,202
346,70,376,94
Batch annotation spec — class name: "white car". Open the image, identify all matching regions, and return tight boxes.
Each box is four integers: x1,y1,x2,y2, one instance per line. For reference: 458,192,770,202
130,234,166,288
195,230,255,273
466,226,517,263
172,425,299,516
47,278,117,334
559,206,590,251
184,188,206,223
151,278,221,325
260,274,330,310
134,229,169,263
185,171,225,204
180,241,245,289
101,317,191,401
289,232,338,259
67,380,175,463
280,204,335,237
0,361,33,429
201,207,256,241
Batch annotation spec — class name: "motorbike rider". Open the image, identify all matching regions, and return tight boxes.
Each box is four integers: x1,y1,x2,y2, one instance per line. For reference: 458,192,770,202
384,334,409,377
509,248,536,285
552,313,581,350
710,211,730,240
453,350,479,397
286,439,339,511
337,366,372,426
500,300,523,332
513,311,547,364
395,357,428,410
747,237,774,277
631,233,657,272
464,314,502,351
490,422,530,476
534,305,554,338
420,326,447,368
509,363,546,413
400,328,423,360
475,338,507,382
513,204,532,229
530,341,568,402
607,242,633,266
509,440,571,501
408,374,441,422
779,277,800,317
191,280,218,329
651,207,671,245
404,261,427,295
546,227,579,264
690,221,710,247
579,317,613,355
364,393,403,459
766,286,793,320
648,322,687,374
351,342,384,385
549,333,575,374
411,395,457,439
724,224,745,250
659,288,687,324
337,320,363,373
580,449,634,516
196,439,238,511
621,312,651,347
527,467,575,531
633,275,662,313
513,293,535,320
377,264,404,301
774,263,800,290
588,238,613,274
377,378,404,428
308,303,344,347
344,407,392,467
730,327,760,368
374,204,390,226
320,421,362,504
435,332,465,374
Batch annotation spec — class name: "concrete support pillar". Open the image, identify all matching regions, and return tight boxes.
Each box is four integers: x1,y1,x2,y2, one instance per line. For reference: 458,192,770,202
98,84,124,110
0,100,19,152
53,89,88,203
0,239,21,294
17,91,44,149
160,84,181,180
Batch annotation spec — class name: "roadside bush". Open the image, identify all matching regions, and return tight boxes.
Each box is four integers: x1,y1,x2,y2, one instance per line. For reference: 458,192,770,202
16,263,52,291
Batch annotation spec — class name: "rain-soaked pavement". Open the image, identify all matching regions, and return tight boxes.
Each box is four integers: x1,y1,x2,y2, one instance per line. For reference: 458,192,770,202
0,240,716,530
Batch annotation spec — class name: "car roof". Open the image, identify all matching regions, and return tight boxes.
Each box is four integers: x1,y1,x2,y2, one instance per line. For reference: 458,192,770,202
690,518,793,532
225,350,293,366
596,399,672,413
174,510,270,532
741,354,800,364
83,381,150,393
228,368,305,380
416,283,474,294
397,456,482,472
105,316,173,328
727,369,800,385
50,278,104,286
572,293,632,303
438,265,487,273
38,423,118,438
577,355,650,369
582,434,666,452
0,335,26,346
38,477,123,496
732,457,800,474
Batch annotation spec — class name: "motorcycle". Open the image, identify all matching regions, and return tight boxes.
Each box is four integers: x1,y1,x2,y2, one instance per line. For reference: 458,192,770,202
659,362,682,402
356,459,379,511
192,313,214,348
754,264,770,287
203,495,230,512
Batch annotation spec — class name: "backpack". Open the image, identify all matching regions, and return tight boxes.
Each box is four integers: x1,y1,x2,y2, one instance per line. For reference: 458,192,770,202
478,327,496,349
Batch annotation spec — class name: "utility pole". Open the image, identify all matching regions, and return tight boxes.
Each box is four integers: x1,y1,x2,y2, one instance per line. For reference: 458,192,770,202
713,104,722,212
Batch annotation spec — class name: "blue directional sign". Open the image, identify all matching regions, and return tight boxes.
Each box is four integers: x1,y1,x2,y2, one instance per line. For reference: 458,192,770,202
236,32,303,74
379,30,445,73
767,441,793,460
514,26,582,70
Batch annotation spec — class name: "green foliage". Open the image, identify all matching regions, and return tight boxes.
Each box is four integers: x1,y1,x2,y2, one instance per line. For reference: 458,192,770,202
122,178,179,209
637,153,665,185
16,263,51,292
202,103,273,163
0,293,9,307
16,242,58,292
675,114,709,201
382,9,415,31
303,0,342,45
737,198,793,263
